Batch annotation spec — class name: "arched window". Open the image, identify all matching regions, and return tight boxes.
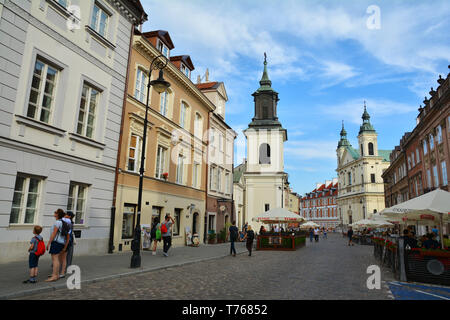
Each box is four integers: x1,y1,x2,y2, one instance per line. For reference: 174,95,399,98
259,143,271,164
368,142,374,156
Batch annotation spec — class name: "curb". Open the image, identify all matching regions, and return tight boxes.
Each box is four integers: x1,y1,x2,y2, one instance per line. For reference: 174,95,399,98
2,248,248,300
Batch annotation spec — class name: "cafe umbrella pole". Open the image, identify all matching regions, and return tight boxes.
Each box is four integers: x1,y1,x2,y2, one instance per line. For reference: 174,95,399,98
130,55,170,269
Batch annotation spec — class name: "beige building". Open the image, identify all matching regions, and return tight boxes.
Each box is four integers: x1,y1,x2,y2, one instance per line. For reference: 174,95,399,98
336,106,390,227
112,29,216,251
233,159,247,230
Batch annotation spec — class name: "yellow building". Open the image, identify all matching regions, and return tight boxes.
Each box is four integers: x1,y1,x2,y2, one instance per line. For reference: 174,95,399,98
112,30,216,251
336,106,390,227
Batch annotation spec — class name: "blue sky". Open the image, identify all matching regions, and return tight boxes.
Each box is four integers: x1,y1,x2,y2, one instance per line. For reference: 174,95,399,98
140,0,450,195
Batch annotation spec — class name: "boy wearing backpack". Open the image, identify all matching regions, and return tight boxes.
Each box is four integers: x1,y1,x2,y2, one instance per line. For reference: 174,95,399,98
24,225,44,283
162,214,175,257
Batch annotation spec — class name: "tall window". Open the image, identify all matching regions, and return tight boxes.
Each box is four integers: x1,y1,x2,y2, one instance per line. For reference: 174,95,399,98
135,68,147,103
180,102,188,129
411,152,415,167
173,209,181,236
429,134,434,150
209,166,215,190
427,169,432,188
77,83,99,138
127,134,141,172
176,155,184,184
348,172,352,185
259,143,271,164
368,143,374,156
371,174,376,183
416,148,420,163
360,144,364,156
423,140,428,155
192,162,200,188
122,204,136,239
90,3,109,37
442,161,448,186
155,146,167,179
160,90,170,117
433,165,439,187
225,172,230,194
10,175,41,224
217,168,222,192
67,182,87,225
436,126,442,144
181,64,190,78
194,113,202,139
27,60,58,124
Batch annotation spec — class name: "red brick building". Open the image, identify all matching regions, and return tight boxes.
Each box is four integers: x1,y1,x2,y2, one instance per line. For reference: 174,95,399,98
300,179,339,229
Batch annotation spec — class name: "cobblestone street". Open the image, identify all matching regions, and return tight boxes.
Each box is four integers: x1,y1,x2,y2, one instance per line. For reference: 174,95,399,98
22,234,394,300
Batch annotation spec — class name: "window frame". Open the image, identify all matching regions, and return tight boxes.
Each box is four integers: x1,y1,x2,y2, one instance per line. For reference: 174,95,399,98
67,182,88,225
9,175,42,225
155,145,167,179
76,82,99,139
176,154,185,184
441,161,448,186
134,68,148,103
90,2,110,38
127,133,142,173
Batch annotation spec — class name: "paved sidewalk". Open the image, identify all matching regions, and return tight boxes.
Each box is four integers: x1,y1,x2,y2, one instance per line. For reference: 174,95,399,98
0,242,247,299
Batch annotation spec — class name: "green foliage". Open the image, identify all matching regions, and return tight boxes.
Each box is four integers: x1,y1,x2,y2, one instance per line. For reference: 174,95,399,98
218,227,227,241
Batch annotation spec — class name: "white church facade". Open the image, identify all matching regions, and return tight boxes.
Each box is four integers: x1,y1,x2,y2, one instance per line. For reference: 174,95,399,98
242,55,288,231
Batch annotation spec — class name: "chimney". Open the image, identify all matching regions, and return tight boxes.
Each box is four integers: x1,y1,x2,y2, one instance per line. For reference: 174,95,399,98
197,75,201,84
205,68,209,82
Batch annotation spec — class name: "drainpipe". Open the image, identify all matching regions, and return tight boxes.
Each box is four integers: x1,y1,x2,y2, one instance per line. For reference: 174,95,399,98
109,26,135,253
204,111,211,244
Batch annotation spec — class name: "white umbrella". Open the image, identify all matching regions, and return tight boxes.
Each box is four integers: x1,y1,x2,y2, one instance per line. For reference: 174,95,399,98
252,207,306,224
380,189,450,244
300,221,320,229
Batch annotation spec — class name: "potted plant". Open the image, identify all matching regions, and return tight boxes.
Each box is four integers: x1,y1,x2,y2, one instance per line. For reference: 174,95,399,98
162,172,168,181
208,232,216,244
217,228,227,243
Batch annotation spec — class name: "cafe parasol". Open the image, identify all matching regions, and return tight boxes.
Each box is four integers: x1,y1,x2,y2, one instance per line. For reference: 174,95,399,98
300,221,320,229
380,189,450,244
252,207,307,224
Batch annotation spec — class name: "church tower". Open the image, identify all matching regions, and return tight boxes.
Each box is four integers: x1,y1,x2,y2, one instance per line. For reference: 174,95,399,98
357,103,378,157
243,54,288,230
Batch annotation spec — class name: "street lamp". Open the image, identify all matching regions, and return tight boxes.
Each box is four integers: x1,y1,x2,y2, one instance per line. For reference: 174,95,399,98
130,54,170,269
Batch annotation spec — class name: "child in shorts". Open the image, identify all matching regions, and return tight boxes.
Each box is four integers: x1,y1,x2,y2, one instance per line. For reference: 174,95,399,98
24,225,43,284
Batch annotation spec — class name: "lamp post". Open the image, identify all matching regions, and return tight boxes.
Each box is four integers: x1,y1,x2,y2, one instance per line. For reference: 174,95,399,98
130,54,170,269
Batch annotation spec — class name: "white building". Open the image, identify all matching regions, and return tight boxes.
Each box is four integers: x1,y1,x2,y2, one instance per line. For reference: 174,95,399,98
0,0,146,262
243,56,288,232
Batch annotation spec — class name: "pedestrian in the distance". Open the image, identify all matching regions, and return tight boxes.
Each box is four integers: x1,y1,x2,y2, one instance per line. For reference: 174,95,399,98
150,217,161,256
348,227,354,246
228,221,239,257
309,228,314,242
161,214,174,257
24,225,44,283
245,225,255,256
314,227,320,242
323,228,327,239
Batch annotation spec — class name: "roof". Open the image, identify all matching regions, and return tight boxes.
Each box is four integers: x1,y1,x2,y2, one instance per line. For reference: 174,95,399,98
346,146,360,160
142,30,174,49
378,150,391,162
233,162,247,183
170,55,195,71
196,81,220,90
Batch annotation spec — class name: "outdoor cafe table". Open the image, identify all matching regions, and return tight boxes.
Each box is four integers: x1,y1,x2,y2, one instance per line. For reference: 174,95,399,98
256,231,307,251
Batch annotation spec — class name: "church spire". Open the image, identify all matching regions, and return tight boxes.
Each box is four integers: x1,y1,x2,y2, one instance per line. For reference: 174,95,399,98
338,120,351,148
359,102,375,134
256,52,274,92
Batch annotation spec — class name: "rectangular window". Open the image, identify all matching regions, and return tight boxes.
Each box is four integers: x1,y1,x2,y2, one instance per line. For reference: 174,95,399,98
219,133,224,152
67,182,87,225
423,140,428,155
192,162,200,188
122,204,136,239
90,3,109,37
181,64,190,78
217,168,222,192
160,91,168,116
77,83,99,139
10,175,42,224
442,161,448,186
411,152,415,167
208,215,215,232
27,60,58,124
127,134,141,172
155,146,167,179
427,169,432,188
371,174,376,183
429,134,434,150
416,148,420,163
157,40,170,58
173,209,181,236
407,156,411,170
209,166,214,190
225,172,230,194
176,155,184,184
265,204,270,212
180,102,187,129
194,113,202,139
436,125,442,144
433,165,439,187
135,69,147,103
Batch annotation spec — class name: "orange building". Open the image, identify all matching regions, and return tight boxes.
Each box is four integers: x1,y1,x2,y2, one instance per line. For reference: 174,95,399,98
112,29,217,251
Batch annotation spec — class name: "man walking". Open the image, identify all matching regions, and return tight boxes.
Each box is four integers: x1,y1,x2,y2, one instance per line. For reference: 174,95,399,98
347,227,354,246
162,214,175,257
314,227,320,242
228,221,239,257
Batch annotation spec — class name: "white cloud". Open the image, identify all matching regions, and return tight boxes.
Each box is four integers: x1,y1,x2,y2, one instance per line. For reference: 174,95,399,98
285,140,337,160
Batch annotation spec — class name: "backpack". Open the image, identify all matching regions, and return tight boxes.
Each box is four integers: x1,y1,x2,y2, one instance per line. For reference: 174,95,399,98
161,222,168,234
156,229,162,240
34,237,46,257
59,220,70,240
